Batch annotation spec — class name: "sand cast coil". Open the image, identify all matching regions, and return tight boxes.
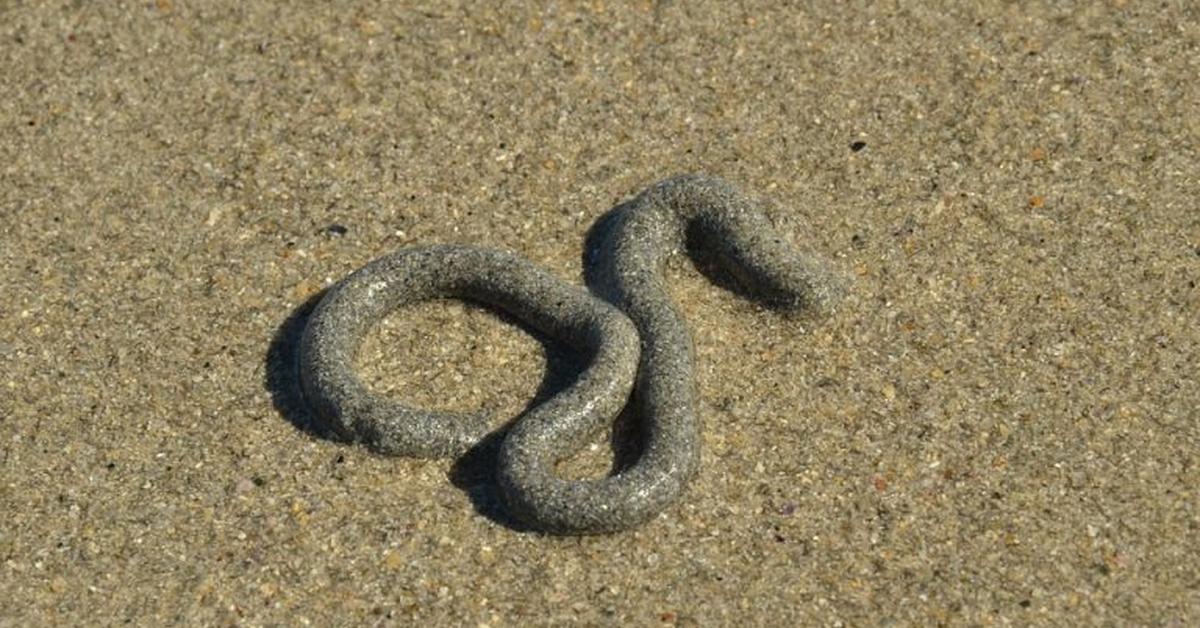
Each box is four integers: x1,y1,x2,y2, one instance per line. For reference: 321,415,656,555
298,175,845,534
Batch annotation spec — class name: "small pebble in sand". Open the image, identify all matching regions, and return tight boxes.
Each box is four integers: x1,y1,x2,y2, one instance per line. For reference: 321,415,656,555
322,223,349,237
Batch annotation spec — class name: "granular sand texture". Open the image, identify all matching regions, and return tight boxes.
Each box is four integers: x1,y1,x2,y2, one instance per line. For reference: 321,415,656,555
1,1,1197,625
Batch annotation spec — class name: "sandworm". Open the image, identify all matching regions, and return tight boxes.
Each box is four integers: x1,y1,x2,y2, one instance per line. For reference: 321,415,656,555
297,175,845,534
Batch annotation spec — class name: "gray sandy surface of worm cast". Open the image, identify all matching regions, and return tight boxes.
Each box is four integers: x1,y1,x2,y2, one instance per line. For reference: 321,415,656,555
297,245,641,462
497,174,848,534
298,176,845,535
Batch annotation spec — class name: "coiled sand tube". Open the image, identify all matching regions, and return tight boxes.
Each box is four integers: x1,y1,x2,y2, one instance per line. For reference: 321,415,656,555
299,175,845,534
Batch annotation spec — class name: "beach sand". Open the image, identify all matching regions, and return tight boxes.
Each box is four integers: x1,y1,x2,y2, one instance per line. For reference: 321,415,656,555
2,1,1197,624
